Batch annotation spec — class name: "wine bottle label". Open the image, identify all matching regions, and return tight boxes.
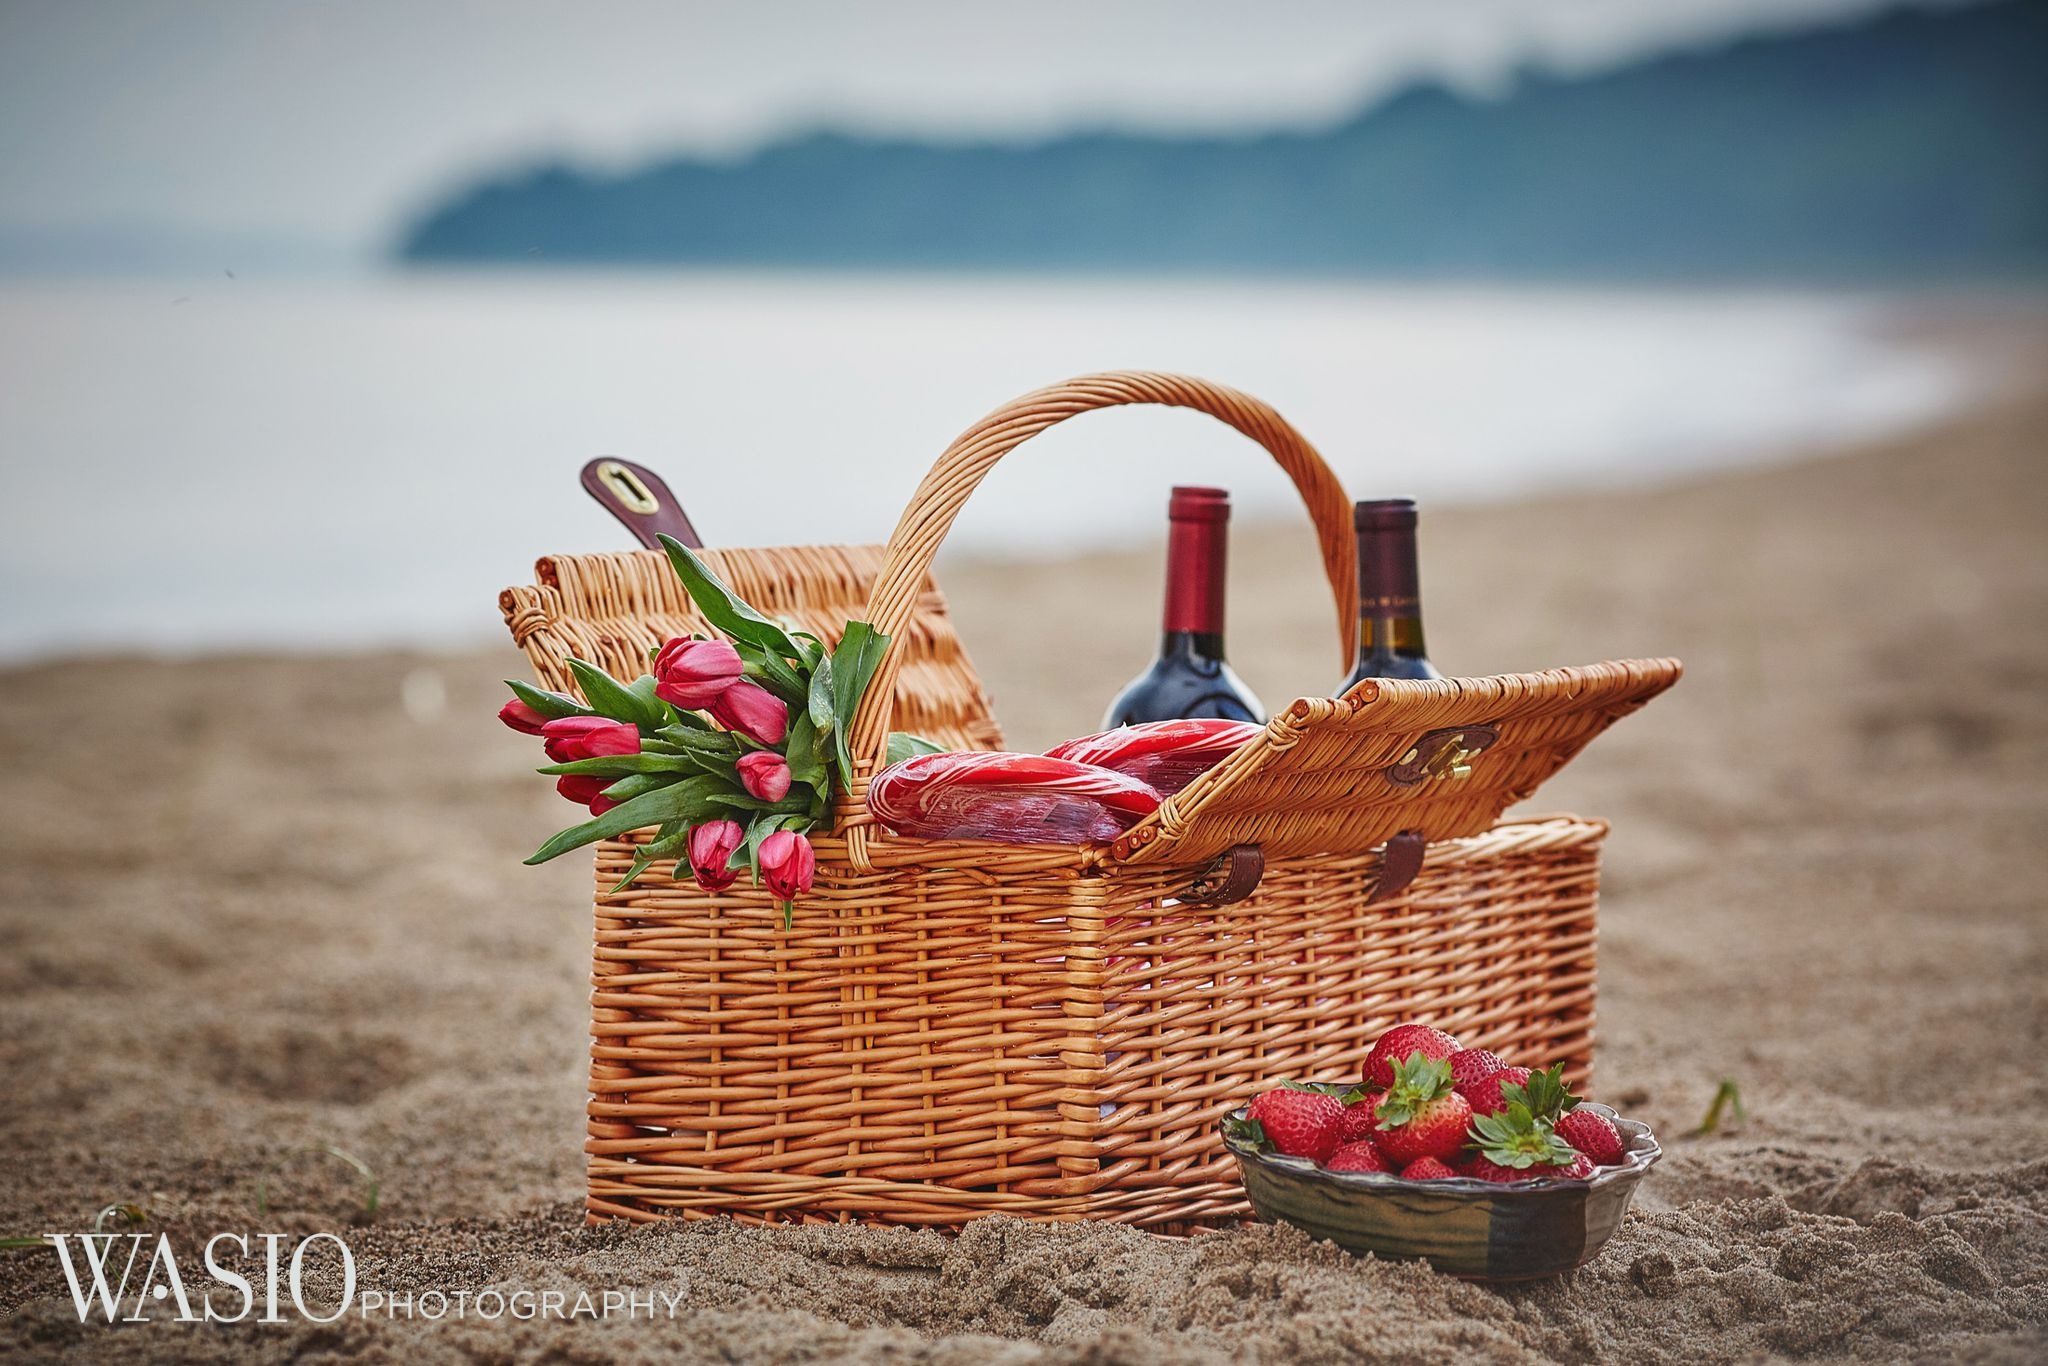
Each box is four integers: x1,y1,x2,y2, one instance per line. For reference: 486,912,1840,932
1357,522,1421,617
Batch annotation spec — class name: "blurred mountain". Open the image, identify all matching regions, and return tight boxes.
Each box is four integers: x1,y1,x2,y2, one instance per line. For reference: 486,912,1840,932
398,0,2048,279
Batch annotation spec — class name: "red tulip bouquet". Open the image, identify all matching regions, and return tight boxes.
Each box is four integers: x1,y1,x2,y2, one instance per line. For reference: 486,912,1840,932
499,535,933,921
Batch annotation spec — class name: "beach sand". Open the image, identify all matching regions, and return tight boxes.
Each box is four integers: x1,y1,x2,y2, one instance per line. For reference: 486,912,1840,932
1,320,2044,1362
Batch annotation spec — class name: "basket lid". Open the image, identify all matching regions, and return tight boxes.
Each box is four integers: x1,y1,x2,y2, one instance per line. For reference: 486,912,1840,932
500,543,1003,754
1110,658,1682,866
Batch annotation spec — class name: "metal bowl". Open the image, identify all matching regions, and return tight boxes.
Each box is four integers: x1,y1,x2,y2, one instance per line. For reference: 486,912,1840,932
1222,1101,1661,1282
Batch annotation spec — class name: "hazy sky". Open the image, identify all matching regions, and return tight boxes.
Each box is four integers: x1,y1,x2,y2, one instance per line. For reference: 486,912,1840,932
0,0,1931,253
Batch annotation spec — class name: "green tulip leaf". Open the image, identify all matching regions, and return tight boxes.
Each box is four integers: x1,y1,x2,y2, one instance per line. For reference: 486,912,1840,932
607,820,690,894
658,535,801,660
885,732,946,765
742,644,809,704
784,711,827,791
654,703,714,731
828,621,889,778
525,775,724,865
538,753,700,778
566,659,665,731
598,772,675,803
625,674,677,726
647,726,743,758
807,654,836,736
506,680,590,720
702,791,811,816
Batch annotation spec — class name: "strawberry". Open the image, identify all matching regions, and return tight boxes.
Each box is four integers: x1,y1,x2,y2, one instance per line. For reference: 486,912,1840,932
1485,1063,1621,1167
1458,1065,1532,1117
1363,1023,1463,1091
1467,1099,1583,1182
1399,1157,1460,1181
1325,1141,1393,1174
1558,1152,1597,1180
1243,1086,1346,1161
1447,1049,1505,1091
1373,1054,1474,1166
1556,1108,1626,1167
1470,1151,1595,1181
1335,1098,1380,1146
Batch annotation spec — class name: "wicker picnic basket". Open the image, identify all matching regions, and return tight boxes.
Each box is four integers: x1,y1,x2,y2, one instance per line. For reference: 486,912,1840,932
499,371,1680,1232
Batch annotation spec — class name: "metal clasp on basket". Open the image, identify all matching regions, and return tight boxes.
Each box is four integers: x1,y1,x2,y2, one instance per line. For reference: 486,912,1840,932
592,460,660,514
1384,724,1500,786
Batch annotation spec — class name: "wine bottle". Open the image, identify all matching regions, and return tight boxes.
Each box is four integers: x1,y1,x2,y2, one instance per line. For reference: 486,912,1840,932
1341,497,1441,689
1104,486,1265,726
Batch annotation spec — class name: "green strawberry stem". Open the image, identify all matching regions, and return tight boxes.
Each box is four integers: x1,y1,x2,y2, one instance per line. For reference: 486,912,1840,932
1503,1064,1580,1123
1223,1115,1269,1149
1469,1101,1581,1169
1374,1054,1455,1130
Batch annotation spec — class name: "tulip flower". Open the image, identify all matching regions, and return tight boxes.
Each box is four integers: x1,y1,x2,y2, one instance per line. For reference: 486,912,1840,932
555,775,618,815
540,716,642,763
688,819,744,892
653,637,746,711
759,830,817,901
708,680,790,746
736,750,793,803
499,698,549,735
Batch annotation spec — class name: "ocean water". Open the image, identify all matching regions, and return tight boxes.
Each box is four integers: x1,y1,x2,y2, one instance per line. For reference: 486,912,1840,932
0,272,1974,662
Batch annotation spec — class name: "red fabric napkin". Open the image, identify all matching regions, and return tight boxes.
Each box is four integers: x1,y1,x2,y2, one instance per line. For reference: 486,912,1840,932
1044,718,1261,795
867,752,1163,843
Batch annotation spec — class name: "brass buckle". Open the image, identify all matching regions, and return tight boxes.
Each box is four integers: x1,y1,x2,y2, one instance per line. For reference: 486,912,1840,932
593,460,661,515
1384,725,1499,787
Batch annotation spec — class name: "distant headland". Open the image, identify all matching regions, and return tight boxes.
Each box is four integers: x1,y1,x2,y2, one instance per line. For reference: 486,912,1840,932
396,0,2047,279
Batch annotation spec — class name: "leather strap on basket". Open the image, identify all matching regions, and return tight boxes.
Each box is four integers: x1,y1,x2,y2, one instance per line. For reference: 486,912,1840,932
1181,844,1264,907
580,458,704,550
1178,829,1421,908
843,372,1358,871
1367,829,1427,903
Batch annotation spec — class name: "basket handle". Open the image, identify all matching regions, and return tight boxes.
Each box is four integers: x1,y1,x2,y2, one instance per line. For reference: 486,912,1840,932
845,371,1358,841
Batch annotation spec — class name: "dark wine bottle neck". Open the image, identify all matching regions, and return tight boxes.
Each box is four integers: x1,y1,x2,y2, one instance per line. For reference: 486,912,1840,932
1107,487,1261,726
1162,512,1228,638
1158,629,1228,662
1350,505,1437,680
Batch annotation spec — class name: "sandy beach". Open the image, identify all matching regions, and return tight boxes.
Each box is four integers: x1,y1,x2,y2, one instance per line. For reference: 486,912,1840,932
1,317,2044,1362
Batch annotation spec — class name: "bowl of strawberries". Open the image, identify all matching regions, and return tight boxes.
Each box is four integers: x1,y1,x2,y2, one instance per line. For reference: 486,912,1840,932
1220,1023,1662,1282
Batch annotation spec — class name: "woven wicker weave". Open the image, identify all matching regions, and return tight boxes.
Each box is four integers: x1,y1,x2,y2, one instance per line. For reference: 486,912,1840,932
501,371,1680,1231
